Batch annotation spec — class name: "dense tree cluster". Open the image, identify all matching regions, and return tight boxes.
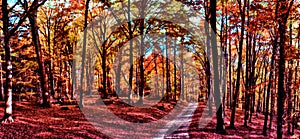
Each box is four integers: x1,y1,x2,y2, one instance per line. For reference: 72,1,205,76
0,0,299,138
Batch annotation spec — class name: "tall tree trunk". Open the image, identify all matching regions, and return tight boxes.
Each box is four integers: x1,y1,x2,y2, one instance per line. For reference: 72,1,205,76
203,3,212,114
287,23,293,134
138,18,145,104
71,55,76,100
292,26,300,134
244,32,251,127
47,16,55,98
173,39,177,102
262,59,268,114
269,73,276,129
228,31,232,109
79,0,91,107
230,0,246,129
249,34,257,123
0,55,3,101
180,42,184,101
205,16,213,116
257,59,266,113
165,28,170,102
211,0,225,132
116,49,122,97
277,0,294,138
101,23,108,99
1,0,14,123
263,32,277,136
128,0,133,104
29,0,50,107
277,22,286,139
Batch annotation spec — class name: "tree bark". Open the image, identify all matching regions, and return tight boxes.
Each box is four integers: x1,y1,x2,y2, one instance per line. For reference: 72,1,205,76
1,0,14,123
263,31,277,136
47,15,55,98
287,23,293,135
277,0,294,137
138,18,145,104
79,0,91,107
0,55,3,101
29,0,50,107
230,0,246,129
128,0,133,104
173,39,177,102
211,0,225,132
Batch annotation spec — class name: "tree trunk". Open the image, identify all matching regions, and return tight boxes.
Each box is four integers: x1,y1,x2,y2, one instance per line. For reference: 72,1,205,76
292,26,300,135
1,0,14,123
0,55,3,101
277,0,294,137
116,49,122,97
47,16,55,98
263,32,277,136
180,43,184,101
128,0,133,104
269,74,276,130
211,0,225,132
165,29,170,103
138,18,145,104
29,0,50,107
287,23,293,135
244,32,251,127
262,59,268,114
173,39,177,102
230,0,246,129
79,0,91,107
205,15,213,116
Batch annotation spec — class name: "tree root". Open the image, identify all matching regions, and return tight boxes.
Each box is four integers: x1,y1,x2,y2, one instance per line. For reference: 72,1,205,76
1,115,14,124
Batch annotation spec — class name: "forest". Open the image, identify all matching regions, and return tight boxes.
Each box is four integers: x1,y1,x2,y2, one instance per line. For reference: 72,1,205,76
0,0,300,138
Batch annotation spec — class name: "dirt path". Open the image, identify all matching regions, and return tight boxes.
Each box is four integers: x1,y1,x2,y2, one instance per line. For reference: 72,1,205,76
155,103,198,138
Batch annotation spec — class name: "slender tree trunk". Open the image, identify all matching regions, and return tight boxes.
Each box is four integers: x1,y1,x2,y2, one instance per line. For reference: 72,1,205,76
277,0,294,137
292,27,300,134
211,0,225,132
263,59,268,114
47,16,55,98
86,52,91,96
79,0,91,107
173,39,177,102
257,59,266,113
287,23,293,134
277,23,286,139
71,56,76,100
0,55,3,101
116,49,122,97
263,33,277,136
29,0,50,107
138,18,145,104
230,0,246,128
244,32,251,127
205,16,213,116
180,43,184,101
269,73,276,130
165,29,170,102
229,32,232,109
128,0,133,104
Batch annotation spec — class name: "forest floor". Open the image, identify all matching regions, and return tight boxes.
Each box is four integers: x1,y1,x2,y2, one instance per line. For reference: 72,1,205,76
0,99,299,138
